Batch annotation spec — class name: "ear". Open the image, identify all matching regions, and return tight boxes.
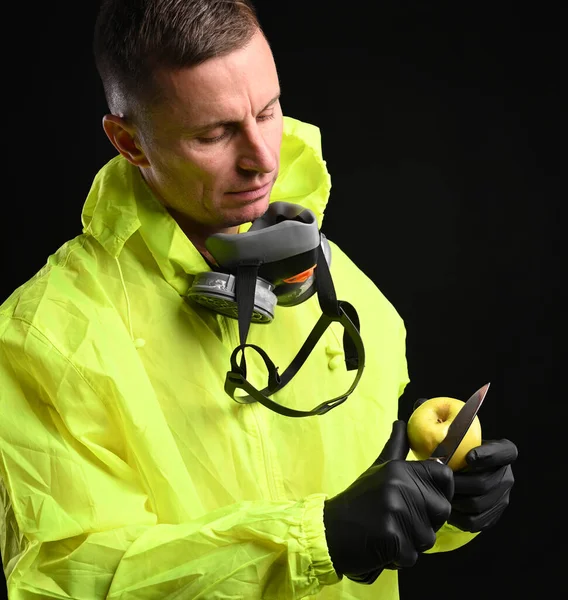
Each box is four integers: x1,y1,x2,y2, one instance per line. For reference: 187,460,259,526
102,114,150,167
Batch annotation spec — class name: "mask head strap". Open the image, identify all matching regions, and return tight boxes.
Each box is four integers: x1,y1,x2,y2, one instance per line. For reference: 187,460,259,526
233,260,262,379
225,243,365,417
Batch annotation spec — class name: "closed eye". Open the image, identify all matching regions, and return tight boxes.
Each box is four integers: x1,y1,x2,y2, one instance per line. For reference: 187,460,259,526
196,104,278,144
197,125,233,144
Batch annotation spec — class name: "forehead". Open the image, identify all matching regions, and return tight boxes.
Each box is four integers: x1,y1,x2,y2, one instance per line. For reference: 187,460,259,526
151,31,280,128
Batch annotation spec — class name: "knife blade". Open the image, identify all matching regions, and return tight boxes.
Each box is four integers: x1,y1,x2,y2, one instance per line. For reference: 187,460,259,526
430,382,490,464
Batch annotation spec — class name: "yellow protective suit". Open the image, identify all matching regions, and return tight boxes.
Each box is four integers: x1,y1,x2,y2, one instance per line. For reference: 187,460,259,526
0,116,477,599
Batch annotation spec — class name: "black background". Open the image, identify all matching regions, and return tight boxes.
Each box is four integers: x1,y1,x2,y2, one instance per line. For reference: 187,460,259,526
1,1,563,598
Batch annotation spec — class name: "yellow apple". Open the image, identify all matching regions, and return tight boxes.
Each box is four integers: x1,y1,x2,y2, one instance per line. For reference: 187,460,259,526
407,396,482,471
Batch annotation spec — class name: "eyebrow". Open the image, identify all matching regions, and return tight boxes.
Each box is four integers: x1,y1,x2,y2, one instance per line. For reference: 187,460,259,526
186,93,281,135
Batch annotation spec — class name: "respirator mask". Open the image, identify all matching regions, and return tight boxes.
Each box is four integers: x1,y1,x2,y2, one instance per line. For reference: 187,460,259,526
185,201,365,417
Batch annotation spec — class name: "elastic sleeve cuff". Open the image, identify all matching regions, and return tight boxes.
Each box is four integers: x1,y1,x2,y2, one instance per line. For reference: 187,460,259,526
302,494,341,586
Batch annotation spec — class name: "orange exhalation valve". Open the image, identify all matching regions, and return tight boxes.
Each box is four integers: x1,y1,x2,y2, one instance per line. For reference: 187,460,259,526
283,265,317,284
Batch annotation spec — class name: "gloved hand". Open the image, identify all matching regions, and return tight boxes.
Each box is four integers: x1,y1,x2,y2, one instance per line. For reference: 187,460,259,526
323,420,454,584
413,397,518,533
449,439,517,532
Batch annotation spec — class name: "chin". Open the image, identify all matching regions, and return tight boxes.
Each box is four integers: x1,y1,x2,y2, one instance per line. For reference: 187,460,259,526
229,198,271,226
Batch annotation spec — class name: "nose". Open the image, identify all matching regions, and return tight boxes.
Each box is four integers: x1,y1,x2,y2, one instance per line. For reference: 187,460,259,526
236,123,277,174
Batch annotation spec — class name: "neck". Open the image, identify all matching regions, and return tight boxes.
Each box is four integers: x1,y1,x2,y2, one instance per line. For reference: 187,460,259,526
166,207,240,266
137,167,240,264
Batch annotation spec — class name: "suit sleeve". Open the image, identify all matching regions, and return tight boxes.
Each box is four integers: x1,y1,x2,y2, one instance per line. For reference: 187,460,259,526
0,319,339,600
424,523,480,553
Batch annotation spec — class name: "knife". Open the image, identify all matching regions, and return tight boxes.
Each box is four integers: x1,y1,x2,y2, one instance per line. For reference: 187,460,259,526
430,382,490,464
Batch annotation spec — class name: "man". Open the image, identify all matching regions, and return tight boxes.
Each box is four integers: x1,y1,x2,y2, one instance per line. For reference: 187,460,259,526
0,1,517,598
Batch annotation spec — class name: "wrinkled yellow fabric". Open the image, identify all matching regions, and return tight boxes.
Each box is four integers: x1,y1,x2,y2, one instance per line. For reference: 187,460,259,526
0,116,477,599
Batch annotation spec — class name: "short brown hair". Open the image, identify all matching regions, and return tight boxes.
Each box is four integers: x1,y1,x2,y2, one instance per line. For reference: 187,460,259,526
93,0,261,119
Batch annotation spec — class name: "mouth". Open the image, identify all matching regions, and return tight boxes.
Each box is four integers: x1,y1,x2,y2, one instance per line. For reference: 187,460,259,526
226,180,273,202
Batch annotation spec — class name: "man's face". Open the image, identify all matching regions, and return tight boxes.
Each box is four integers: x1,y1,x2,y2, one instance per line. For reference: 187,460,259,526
135,29,283,236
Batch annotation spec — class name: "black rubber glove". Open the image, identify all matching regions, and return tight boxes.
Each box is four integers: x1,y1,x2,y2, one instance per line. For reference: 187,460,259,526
323,420,454,584
449,439,517,532
413,397,518,533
